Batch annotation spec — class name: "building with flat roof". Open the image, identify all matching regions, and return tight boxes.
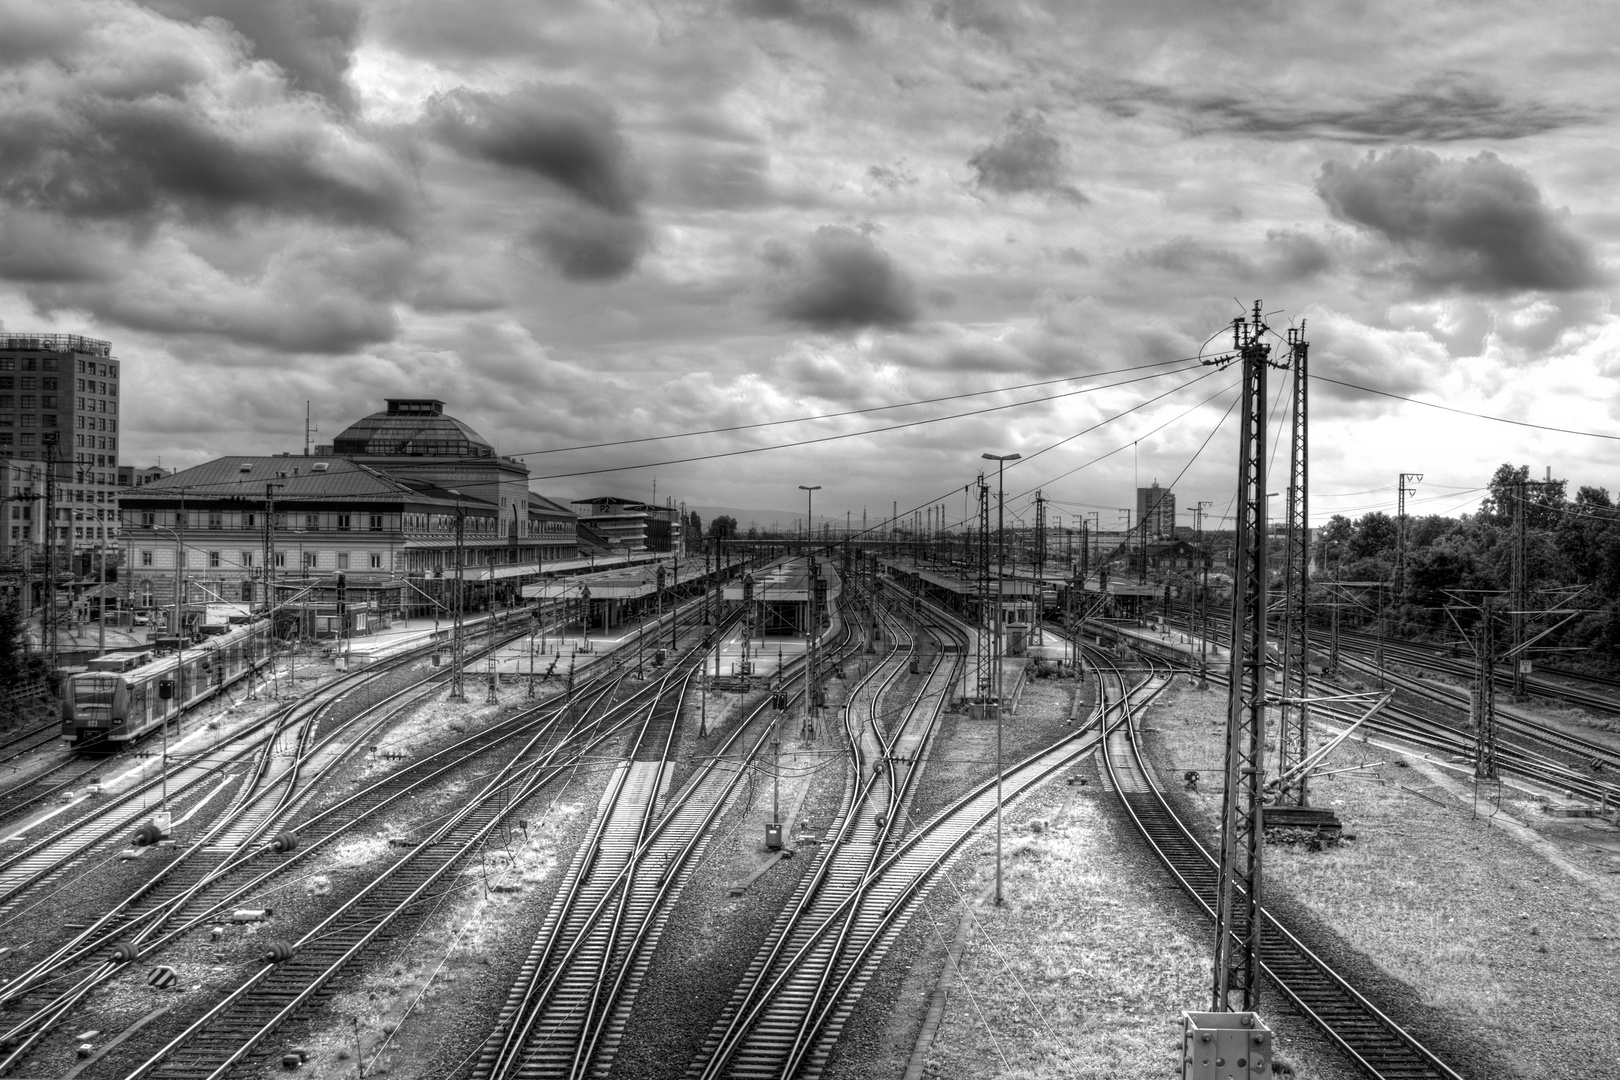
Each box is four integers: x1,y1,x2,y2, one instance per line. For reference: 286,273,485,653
1,333,125,560
118,464,171,488
1136,481,1176,540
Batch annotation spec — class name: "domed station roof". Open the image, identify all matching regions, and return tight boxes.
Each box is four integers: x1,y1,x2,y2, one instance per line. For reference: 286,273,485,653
331,399,495,459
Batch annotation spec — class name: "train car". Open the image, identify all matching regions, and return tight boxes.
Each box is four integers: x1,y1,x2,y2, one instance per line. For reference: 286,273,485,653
61,619,272,748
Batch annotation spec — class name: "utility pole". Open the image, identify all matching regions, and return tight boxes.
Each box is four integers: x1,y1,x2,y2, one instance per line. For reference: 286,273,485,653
1193,500,1213,541
1473,599,1497,780
1033,490,1046,580
799,485,821,739
983,452,1020,908
41,433,60,671
1202,300,1281,1013
449,501,467,702
1395,472,1422,611
1277,323,1311,808
974,474,991,708
1511,474,1555,701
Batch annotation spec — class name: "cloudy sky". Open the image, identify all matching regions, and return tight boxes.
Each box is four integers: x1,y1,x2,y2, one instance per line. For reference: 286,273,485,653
2,0,1617,532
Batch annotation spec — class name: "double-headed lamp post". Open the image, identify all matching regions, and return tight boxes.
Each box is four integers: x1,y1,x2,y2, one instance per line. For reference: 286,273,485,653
982,452,1020,906
799,485,821,735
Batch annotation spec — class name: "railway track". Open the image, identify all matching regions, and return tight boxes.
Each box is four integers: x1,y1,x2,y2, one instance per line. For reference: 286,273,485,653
0,590,743,1075
1084,616,1620,805
688,599,956,1080
1088,644,1467,1080
97,591,754,1079
470,585,869,1080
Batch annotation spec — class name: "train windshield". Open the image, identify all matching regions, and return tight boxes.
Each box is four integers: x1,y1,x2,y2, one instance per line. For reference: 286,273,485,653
73,677,118,706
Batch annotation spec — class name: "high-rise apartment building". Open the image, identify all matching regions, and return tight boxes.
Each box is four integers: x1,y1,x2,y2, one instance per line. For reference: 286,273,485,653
0,333,123,558
1135,480,1176,539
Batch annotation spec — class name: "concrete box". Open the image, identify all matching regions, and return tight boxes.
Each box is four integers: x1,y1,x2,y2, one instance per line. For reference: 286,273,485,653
1181,1011,1273,1079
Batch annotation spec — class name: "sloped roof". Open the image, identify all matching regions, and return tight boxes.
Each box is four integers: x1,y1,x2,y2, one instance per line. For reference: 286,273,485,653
120,456,485,507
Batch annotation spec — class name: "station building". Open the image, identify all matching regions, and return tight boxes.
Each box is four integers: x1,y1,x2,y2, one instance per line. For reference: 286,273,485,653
120,398,584,631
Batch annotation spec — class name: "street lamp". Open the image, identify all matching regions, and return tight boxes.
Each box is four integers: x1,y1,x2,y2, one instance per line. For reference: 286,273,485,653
981,452,1019,906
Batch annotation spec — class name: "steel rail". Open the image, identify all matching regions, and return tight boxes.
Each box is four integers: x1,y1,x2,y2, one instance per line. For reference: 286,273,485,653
1085,644,1467,1080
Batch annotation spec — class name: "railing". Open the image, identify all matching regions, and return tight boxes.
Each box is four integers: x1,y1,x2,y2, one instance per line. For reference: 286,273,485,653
0,333,113,356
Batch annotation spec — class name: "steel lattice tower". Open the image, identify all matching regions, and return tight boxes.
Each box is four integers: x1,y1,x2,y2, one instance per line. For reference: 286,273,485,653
1509,477,1553,700
1205,301,1276,1012
449,507,467,702
1473,600,1498,779
1395,472,1422,609
975,474,992,705
41,433,60,672
1033,490,1046,579
1276,325,1311,807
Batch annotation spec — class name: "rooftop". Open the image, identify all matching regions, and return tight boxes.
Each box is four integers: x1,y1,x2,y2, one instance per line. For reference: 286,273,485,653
0,333,113,357
331,399,496,459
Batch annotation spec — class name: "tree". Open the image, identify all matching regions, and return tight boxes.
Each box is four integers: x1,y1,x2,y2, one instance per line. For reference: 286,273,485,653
1480,463,1567,528
706,515,738,540
1349,512,1397,560
0,597,47,691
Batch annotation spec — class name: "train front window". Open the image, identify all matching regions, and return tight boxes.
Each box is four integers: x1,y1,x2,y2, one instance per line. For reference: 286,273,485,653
73,678,117,706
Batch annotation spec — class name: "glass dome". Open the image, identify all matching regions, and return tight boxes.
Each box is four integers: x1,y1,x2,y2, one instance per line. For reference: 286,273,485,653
331,399,495,459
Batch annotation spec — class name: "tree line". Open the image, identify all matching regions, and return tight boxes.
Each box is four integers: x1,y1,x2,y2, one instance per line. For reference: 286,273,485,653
1314,463,1620,671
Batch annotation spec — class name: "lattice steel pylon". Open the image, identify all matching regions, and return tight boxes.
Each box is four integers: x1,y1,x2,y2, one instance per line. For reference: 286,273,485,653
449,506,467,702
1203,300,1278,1013
1276,324,1311,808
1395,472,1422,609
975,474,992,705
1510,476,1554,701
1473,600,1498,779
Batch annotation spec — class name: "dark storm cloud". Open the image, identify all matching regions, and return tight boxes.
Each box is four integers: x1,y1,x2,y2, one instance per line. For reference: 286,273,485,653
0,212,116,283
430,84,651,281
968,112,1088,204
1124,230,1331,284
0,100,414,228
1315,147,1601,294
527,207,650,282
428,84,643,214
765,226,919,331
732,0,861,40
0,9,416,231
1129,73,1587,144
142,0,364,111
23,233,414,353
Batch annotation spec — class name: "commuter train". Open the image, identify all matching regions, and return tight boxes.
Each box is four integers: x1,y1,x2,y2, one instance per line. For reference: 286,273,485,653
60,619,273,748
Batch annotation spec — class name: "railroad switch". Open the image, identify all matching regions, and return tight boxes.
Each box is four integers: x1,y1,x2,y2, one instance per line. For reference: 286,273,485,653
1181,1011,1272,1079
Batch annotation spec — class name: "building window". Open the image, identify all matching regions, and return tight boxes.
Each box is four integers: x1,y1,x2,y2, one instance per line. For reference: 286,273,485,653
369,514,382,531
369,553,382,569
304,514,319,531
241,551,254,567
141,582,153,606
337,552,350,569
336,514,351,531
175,512,187,528
275,552,287,568
140,511,154,527
304,552,317,568
241,581,254,602
243,512,255,528
208,512,222,529
140,550,153,566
